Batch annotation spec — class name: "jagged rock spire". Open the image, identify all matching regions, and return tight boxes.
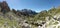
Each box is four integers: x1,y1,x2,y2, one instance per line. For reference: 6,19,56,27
0,1,10,13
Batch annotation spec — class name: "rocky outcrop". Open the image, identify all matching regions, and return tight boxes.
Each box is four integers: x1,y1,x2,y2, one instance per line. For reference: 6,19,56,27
12,9,17,14
0,1,10,13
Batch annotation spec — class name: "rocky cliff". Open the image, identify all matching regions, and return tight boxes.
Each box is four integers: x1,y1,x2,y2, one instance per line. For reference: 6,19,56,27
0,1,10,13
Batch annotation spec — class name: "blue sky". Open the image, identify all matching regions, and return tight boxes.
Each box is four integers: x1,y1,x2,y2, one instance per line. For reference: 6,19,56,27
0,0,60,12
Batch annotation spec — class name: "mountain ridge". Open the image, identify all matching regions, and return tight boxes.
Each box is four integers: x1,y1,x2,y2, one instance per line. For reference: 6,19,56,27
0,1,60,28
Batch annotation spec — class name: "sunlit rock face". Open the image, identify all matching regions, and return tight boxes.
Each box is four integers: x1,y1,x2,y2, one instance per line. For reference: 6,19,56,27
53,14,60,21
22,23,31,28
53,15,57,20
57,15,60,21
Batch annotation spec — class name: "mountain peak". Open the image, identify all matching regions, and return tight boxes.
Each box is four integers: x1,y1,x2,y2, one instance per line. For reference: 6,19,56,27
0,1,10,14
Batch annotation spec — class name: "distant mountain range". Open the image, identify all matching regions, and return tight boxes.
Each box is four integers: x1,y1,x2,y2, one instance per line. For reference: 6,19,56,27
0,1,37,17
0,1,60,28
